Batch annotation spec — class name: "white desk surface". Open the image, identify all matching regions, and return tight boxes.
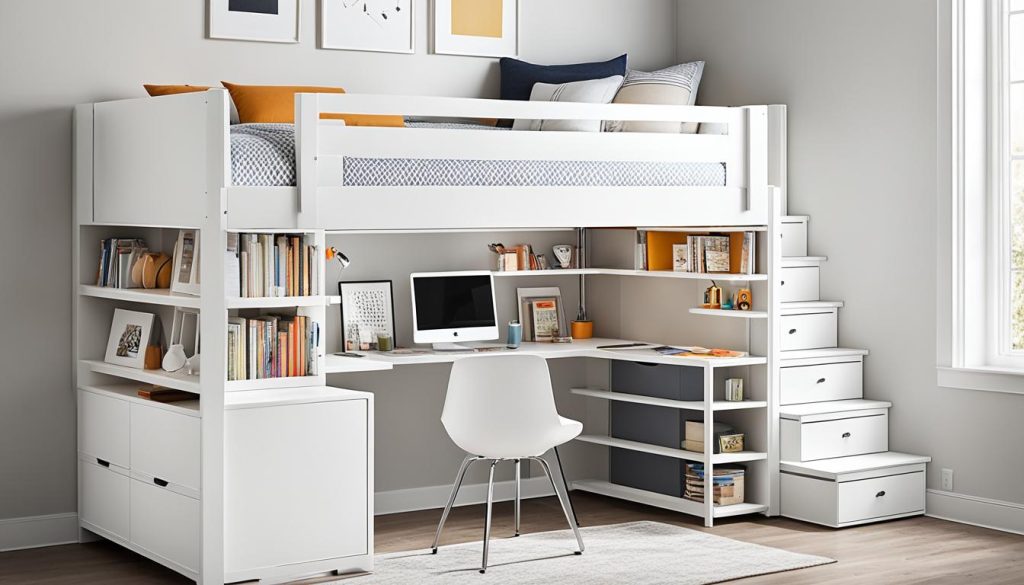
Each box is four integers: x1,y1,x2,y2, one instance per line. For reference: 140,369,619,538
324,338,767,374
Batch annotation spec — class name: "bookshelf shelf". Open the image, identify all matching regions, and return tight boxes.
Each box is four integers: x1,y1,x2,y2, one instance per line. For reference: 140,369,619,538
570,388,767,412
224,375,322,392
688,308,768,319
81,359,201,394
79,383,200,416
571,480,768,518
432,268,769,282
78,285,201,309
226,295,327,309
576,434,767,465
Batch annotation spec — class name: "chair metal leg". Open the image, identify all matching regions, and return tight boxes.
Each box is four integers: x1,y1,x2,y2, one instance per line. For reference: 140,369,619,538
480,460,498,574
552,446,580,527
514,458,521,537
431,455,478,554
533,456,584,554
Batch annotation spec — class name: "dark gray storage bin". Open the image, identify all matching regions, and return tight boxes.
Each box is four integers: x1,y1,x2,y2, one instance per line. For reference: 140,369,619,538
609,362,703,497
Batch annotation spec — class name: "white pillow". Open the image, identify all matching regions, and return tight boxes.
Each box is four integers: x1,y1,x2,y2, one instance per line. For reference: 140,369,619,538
512,75,624,132
606,61,705,133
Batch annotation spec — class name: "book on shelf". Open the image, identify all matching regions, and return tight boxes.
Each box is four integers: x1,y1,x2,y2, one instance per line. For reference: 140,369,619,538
235,233,318,298
645,231,756,275
95,238,147,289
683,462,745,505
137,386,195,403
226,315,320,381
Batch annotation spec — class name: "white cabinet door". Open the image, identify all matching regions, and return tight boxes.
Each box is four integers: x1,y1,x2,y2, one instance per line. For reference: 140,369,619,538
130,403,200,492
781,312,837,351
780,222,808,257
225,399,369,574
779,267,819,302
79,390,129,470
80,459,129,540
780,360,863,405
130,478,200,574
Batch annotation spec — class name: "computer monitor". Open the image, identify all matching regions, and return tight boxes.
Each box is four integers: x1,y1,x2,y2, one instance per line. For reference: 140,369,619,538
410,271,499,350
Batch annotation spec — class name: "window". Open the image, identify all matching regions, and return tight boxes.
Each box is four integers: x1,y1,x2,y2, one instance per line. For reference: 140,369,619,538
1006,1,1024,353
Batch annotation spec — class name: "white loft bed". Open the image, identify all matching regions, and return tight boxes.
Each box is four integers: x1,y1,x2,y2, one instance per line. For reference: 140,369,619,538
73,89,787,232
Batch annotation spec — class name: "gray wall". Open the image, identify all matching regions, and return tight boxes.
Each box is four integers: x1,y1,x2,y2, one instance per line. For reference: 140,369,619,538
0,0,678,521
677,0,1024,505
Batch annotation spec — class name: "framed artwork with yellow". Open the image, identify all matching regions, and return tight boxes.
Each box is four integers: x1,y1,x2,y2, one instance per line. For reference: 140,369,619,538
431,0,518,58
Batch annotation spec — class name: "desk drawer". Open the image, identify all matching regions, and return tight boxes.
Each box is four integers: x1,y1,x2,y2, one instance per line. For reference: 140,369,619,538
782,413,888,462
130,404,200,492
838,472,925,525
781,361,863,405
130,478,200,574
78,390,129,470
80,458,129,540
779,267,819,302
781,312,837,351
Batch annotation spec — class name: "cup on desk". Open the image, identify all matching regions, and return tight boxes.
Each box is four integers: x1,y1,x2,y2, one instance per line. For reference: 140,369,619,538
506,321,522,349
377,332,394,352
571,320,593,340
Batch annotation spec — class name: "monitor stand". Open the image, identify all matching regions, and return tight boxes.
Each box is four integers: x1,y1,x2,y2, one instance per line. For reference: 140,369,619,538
431,342,479,352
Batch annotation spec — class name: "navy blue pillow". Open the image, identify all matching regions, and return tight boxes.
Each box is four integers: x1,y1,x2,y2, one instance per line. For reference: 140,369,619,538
499,54,628,102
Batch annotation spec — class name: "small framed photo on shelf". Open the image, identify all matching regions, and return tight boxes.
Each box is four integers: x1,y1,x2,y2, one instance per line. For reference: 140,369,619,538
338,280,396,351
171,229,201,296
105,309,158,370
516,286,568,342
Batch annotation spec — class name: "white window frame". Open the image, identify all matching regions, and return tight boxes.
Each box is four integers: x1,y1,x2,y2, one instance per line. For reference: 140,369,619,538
941,0,1024,393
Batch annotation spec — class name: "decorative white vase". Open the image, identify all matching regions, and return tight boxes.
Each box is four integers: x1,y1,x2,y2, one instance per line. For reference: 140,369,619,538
553,245,573,268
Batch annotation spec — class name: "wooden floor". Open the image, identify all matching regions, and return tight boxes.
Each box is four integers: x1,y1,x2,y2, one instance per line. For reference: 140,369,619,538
2,492,1022,584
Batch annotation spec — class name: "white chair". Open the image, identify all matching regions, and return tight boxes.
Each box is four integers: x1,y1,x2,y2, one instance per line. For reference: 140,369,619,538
430,354,585,573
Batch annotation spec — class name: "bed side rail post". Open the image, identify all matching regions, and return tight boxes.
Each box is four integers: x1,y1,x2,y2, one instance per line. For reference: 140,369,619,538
767,105,788,215
745,105,770,215
296,93,319,228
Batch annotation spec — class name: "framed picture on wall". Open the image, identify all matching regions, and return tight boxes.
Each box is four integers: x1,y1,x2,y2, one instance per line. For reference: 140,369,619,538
171,230,201,296
431,0,519,58
321,0,415,54
338,280,396,351
209,0,301,44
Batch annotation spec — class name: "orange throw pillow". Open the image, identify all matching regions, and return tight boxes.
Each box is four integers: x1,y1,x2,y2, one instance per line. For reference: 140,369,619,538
220,82,404,127
143,84,211,97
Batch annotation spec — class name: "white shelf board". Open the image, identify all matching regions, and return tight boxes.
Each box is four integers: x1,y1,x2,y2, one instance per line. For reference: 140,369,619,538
576,434,768,465
415,269,767,282
324,354,395,374
79,383,200,416
781,300,844,311
780,399,893,420
571,480,767,519
224,375,321,392
636,225,769,233
226,295,326,309
328,295,341,305
780,347,869,361
79,285,201,309
782,215,809,223
782,256,827,267
688,308,768,319
780,452,932,480
81,360,200,394
224,386,373,410
570,388,767,412
712,451,768,464
492,269,601,277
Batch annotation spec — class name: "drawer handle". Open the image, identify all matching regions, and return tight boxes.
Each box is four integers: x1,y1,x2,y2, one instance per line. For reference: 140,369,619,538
816,377,826,384
153,477,169,488
875,490,886,498
788,328,797,335
841,432,852,438
96,458,110,468
781,280,786,286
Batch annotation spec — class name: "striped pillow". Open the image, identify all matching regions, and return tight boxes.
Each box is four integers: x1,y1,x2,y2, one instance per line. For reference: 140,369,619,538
607,61,705,134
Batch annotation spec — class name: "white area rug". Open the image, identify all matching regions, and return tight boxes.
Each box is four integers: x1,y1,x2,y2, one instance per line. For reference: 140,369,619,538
348,521,834,584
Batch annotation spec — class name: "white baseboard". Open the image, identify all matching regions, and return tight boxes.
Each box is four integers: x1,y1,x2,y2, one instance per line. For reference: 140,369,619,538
926,489,1024,536
0,513,79,552
376,476,556,516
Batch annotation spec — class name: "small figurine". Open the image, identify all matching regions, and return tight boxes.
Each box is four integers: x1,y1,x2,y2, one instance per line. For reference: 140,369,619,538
703,281,722,309
734,288,752,311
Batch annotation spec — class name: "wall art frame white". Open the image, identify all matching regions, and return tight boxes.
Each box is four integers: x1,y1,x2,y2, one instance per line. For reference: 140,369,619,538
209,0,301,44
321,0,415,54
431,0,519,58
338,280,396,351
171,229,201,297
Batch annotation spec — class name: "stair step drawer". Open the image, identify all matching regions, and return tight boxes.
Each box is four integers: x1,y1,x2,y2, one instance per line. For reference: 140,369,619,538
781,220,808,257
779,266,819,302
130,403,200,492
781,311,837,351
781,470,926,527
130,477,200,574
79,457,129,541
782,412,888,461
781,360,863,405
78,389,129,470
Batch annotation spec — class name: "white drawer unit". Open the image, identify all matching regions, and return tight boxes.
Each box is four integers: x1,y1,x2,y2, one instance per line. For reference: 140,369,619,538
780,217,808,257
78,389,130,470
130,403,201,493
780,358,863,405
780,310,837,351
779,266,819,302
79,457,129,541
130,478,200,575
780,452,931,528
780,400,891,462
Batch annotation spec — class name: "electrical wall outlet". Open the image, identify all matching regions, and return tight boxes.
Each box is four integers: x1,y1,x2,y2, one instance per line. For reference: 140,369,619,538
941,468,954,491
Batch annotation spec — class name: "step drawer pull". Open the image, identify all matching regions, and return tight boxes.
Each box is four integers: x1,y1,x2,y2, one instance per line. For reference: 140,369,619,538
816,377,826,384
781,280,786,286
875,490,886,498
788,328,797,335
96,458,110,468
153,477,169,488
841,432,852,438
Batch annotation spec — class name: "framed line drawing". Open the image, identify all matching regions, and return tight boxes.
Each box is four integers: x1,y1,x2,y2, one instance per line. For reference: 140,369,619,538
321,0,415,54
209,0,301,44
338,280,396,351
431,0,519,58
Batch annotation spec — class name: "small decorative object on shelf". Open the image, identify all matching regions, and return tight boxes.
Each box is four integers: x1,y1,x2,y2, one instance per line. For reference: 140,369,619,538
326,246,351,272
144,345,163,370
163,308,199,373
703,281,723,309
734,288,752,311
105,309,158,370
376,332,394,352
718,433,745,453
506,321,522,349
338,280,396,352
725,378,744,402
130,252,172,289
552,244,573,268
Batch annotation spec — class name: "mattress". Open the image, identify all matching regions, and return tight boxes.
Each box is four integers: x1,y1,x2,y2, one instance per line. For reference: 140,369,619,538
230,123,727,188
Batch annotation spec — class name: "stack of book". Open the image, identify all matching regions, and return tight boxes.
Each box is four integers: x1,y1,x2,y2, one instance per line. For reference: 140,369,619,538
95,238,147,288
226,315,320,381
683,463,745,505
236,233,318,298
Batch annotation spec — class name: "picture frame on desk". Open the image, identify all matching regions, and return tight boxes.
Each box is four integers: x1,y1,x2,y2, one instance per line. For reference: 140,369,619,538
339,280,396,352
516,286,568,342
170,229,200,296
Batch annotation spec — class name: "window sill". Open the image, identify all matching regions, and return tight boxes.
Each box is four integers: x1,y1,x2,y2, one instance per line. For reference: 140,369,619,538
937,366,1024,395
